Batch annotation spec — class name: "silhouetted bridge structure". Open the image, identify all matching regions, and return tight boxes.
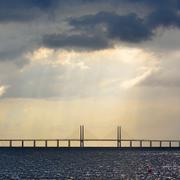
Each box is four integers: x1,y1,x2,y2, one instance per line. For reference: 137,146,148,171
0,126,180,148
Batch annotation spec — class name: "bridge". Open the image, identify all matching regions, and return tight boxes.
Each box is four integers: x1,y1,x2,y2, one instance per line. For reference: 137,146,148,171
0,126,180,148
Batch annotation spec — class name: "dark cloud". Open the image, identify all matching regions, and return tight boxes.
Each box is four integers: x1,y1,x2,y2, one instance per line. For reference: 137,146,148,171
0,0,57,9
42,11,153,50
122,0,180,27
0,0,115,23
58,1,180,46
0,0,179,45
42,34,111,50
125,0,178,9
0,0,58,22
147,9,180,29
69,12,152,43
0,0,180,57
0,0,179,23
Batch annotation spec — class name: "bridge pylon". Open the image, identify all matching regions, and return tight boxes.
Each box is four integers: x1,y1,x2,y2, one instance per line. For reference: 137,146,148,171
80,125,84,147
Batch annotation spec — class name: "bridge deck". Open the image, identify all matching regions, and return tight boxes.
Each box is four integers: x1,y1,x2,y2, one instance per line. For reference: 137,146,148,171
0,139,179,148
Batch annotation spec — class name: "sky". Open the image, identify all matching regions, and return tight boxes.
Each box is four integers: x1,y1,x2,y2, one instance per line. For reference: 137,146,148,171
0,0,180,142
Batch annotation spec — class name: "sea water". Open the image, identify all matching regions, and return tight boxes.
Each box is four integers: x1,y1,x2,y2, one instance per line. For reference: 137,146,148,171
0,148,179,179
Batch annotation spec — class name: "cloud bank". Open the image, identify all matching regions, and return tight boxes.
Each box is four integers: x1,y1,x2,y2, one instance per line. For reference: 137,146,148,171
0,0,180,99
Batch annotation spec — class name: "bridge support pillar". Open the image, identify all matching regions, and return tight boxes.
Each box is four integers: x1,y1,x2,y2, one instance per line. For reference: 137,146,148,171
80,125,84,147
117,126,121,147
10,140,12,147
130,141,132,147
68,140,71,147
57,140,59,147
45,140,48,147
169,141,171,147
140,140,142,147
33,140,36,147
150,140,152,147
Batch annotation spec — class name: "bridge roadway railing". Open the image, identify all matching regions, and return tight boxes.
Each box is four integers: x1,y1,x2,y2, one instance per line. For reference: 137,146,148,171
0,139,180,148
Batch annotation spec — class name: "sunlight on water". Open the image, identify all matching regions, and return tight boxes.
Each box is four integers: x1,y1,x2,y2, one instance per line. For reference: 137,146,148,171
0,148,180,179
